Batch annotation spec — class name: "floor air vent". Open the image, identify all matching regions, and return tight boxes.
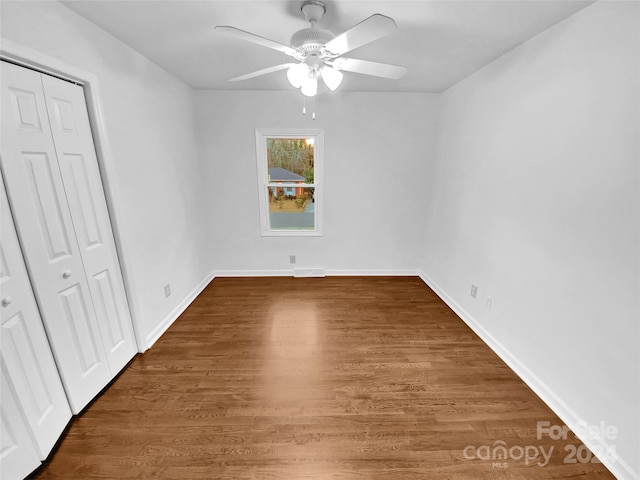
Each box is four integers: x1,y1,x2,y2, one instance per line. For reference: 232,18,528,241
293,268,325,278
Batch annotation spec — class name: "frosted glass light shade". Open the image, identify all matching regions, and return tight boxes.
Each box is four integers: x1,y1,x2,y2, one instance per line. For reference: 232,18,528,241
301,76,318,97
321,66,343,91
287,63,308,88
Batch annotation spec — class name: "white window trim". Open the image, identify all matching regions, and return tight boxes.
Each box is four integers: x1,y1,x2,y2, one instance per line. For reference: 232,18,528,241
255,128,323,237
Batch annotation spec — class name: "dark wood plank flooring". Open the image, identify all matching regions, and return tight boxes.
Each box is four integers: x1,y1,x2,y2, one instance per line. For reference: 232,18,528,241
32,276,614,479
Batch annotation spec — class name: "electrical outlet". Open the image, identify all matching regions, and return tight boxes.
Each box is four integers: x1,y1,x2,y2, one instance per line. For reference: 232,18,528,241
470,284,477,298
289,255,296,264
164,284,171,297
486,296,492,310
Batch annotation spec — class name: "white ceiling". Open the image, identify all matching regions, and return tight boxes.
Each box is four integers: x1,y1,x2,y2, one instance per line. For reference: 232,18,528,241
61,0,594,93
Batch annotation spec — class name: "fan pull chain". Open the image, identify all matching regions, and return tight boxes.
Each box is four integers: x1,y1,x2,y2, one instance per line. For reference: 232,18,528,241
301,95,316,119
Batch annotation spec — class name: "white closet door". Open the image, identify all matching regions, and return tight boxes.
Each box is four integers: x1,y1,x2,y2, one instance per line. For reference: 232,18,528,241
0,61,112,413
0,174,72,459
0,367,41,480
41,75,137,375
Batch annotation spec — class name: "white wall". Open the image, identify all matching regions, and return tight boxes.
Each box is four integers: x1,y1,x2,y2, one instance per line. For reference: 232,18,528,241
423,1,639,477
0,1,212,348
196,90,437,275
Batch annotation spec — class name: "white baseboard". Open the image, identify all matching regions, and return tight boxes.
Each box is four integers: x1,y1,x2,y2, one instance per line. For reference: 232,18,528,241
143,271,216,351
326,269,421,276
212,269,292,277
417,270,638,480
212,269,421,277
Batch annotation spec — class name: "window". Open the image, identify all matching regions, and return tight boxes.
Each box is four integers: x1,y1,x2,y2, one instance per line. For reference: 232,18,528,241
255,129,323,236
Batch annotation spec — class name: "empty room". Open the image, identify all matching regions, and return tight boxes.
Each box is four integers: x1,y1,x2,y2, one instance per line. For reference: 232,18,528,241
0,0,638,479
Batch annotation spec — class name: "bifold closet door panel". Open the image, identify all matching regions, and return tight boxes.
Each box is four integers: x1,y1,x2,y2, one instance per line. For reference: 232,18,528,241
0,175,72,459
41,75,137,374
0,61,111,413
0,367,42,480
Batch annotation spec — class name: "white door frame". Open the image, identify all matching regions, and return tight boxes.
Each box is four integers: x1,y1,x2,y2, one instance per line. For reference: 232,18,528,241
0,39,144,352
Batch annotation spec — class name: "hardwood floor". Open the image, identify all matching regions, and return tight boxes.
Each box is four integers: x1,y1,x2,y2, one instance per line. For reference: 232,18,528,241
32,276,614,479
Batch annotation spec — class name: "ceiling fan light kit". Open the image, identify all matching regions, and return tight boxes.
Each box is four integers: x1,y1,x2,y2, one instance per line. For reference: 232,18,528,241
286,62,307,88
300,74,318,97
216,0,407,117
320,66,343,91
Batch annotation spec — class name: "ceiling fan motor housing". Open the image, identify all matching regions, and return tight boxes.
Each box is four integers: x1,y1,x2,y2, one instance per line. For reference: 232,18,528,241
290,27,334,53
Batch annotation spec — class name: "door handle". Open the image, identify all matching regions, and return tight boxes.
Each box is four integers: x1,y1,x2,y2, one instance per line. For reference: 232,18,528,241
62,270,72,279
1,297,12,307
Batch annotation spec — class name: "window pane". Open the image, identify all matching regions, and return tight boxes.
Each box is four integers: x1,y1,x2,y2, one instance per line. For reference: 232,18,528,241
267,138,314,185
269,187,315,230
266,137,316,231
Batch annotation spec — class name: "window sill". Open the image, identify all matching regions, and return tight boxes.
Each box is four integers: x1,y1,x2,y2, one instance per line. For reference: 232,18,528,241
261,231,323,237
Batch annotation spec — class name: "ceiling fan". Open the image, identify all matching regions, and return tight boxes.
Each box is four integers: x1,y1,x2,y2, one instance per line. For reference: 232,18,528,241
215,1,407,98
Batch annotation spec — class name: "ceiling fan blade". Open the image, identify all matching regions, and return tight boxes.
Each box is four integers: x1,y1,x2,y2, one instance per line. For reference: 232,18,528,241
229,64,295,82
324,14,398,56
331,57,407,79
215,26,299,57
